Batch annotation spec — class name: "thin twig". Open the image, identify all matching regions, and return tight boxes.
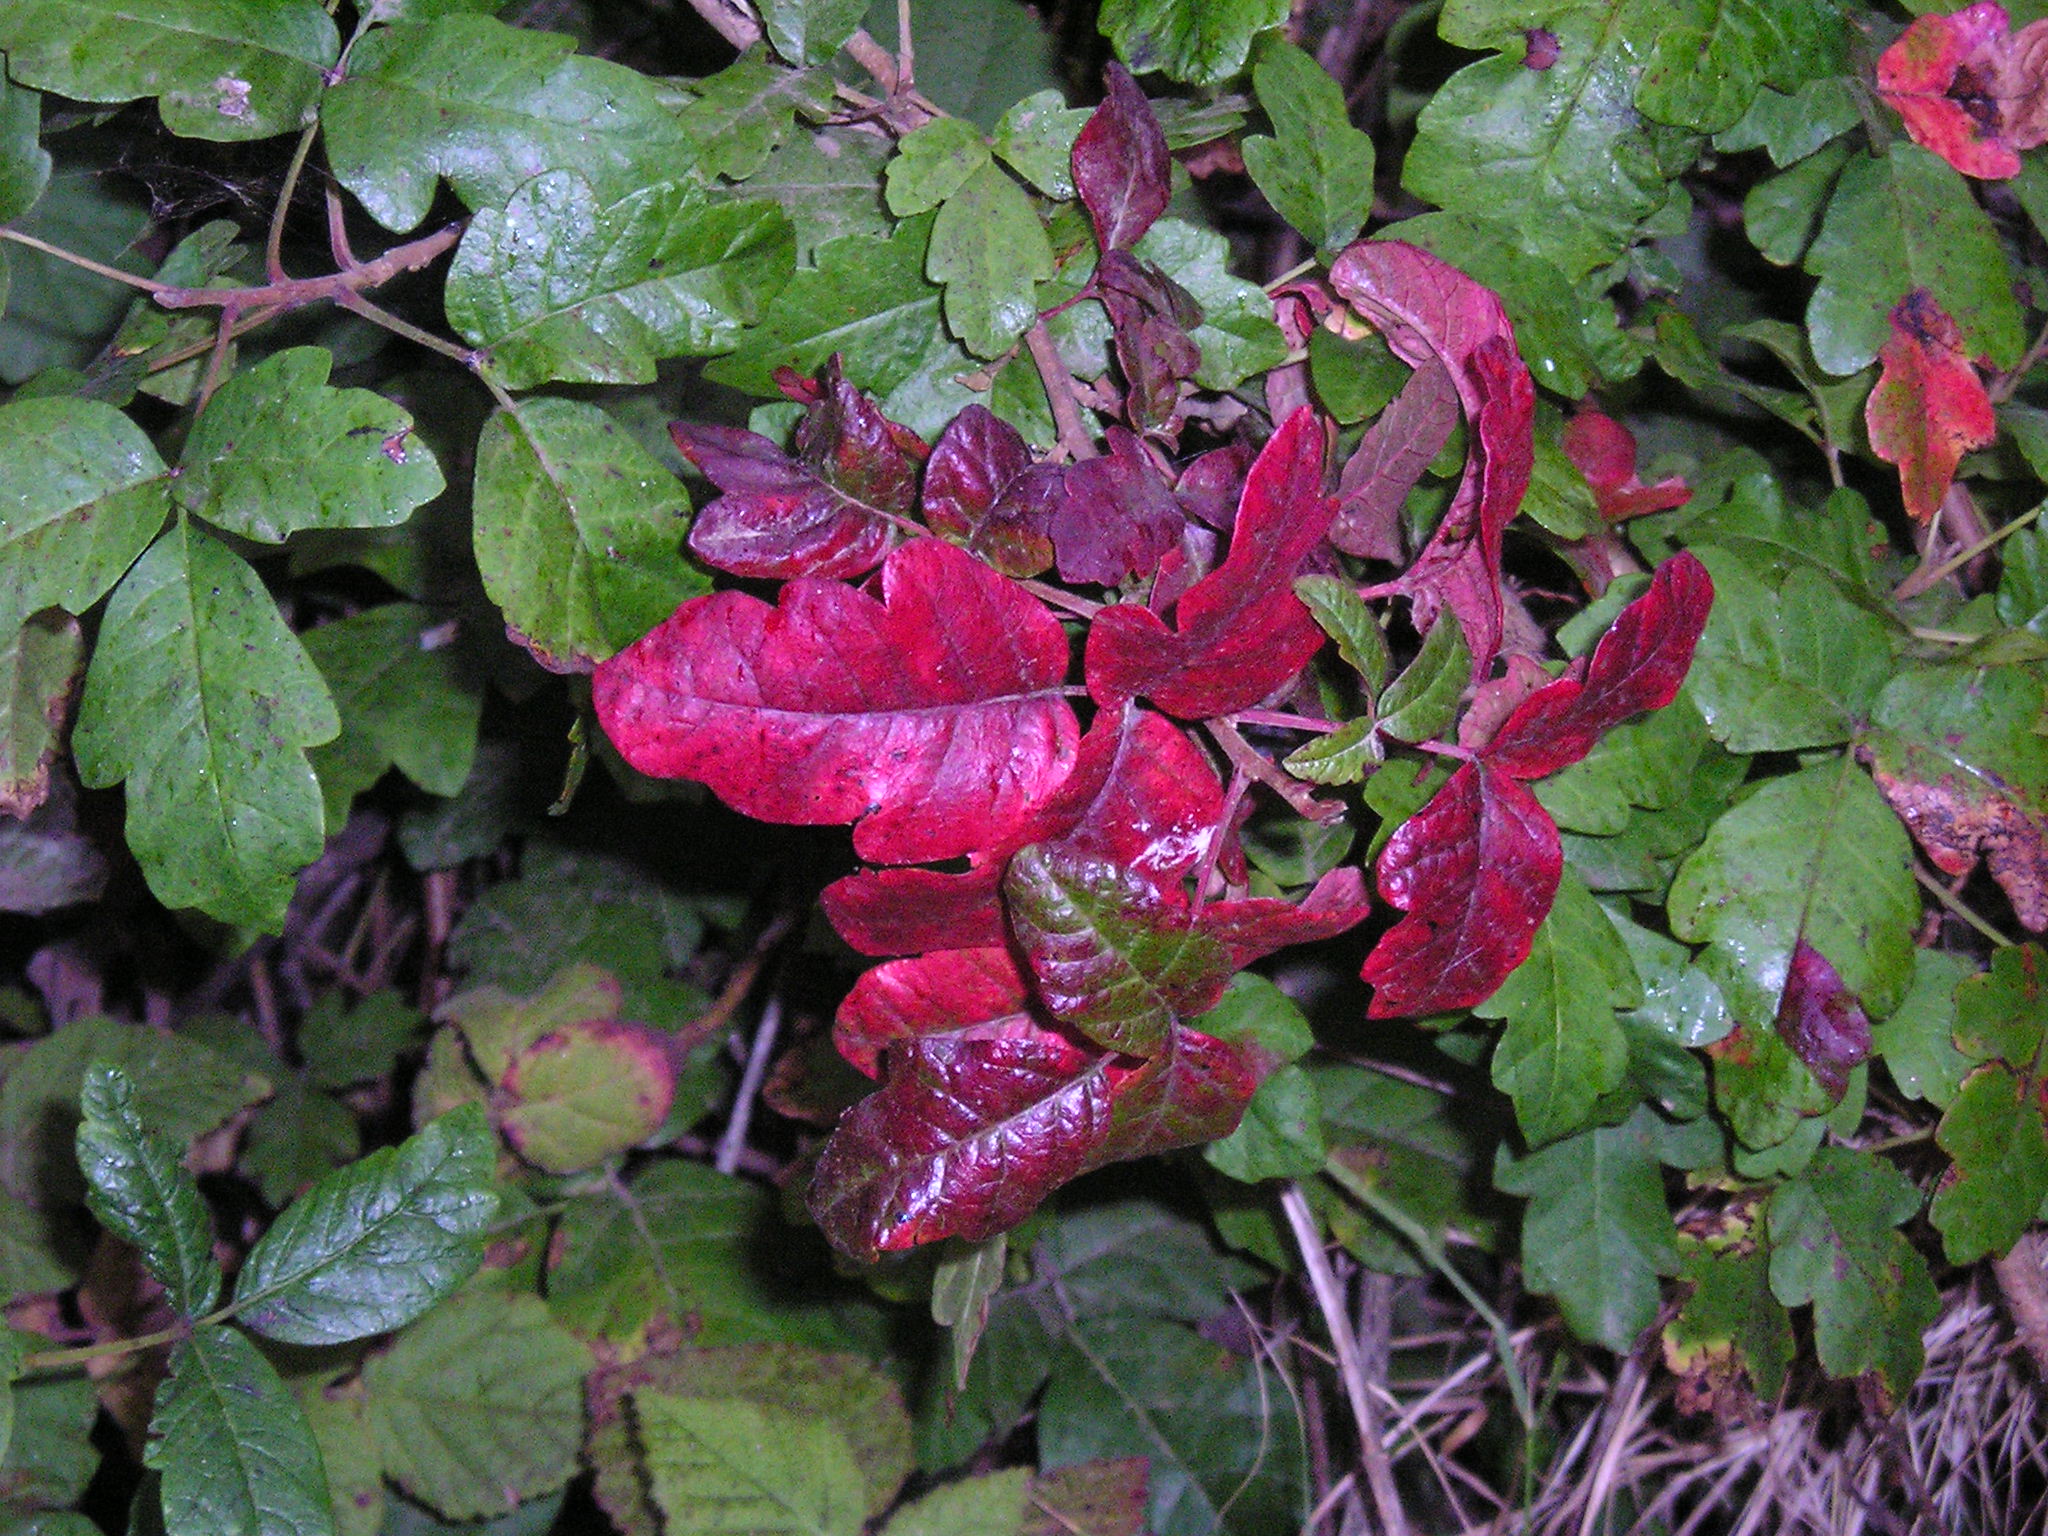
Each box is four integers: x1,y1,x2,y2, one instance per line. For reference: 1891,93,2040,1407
1282,1185,1410,1536
1913,863,2016,948
1892,501,2044,602
715,994,783,1175
679,0,761,51
156,220,463,312
1209,717,1343,822
0,228,166,292
1027,320,1098,462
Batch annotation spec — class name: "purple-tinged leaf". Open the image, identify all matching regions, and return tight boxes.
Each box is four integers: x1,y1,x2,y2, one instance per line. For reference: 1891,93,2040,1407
1176,441,1252,530
923,405,1054,577
1362,761,1563,1018
809,1035,1113,1261
1073,62,1170,252
593,537,1079,864
1048,428,1186,586
1004,844,1232,1058
1096,1024,1260,1165
1085,407,1334,717
1096,251,1204,431
835,947,1040,1077
1485,552,1713,780
1331,357,1458,561
1775,939,1871,1102
1328,241,1536,679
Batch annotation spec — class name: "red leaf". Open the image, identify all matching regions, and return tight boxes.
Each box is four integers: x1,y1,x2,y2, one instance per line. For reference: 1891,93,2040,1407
822,865,1011,956
923,405,1055,578
833,947,1041,1077
1485,552,1714,779
1876,3,2048,180
592,537,1080,864
1047,428,1186,586
808,1035,1113,1261
1096,252,1204,429
1866,289,1998,526
1073,62,1170,252
677,362,920,579
1085,407,1334,717
1560,408,1693,523
1204,866,1373,971
1361,761,1563,1017
1097,1024,1260,1165
1328,241,1536,680
1775,939,1871,1101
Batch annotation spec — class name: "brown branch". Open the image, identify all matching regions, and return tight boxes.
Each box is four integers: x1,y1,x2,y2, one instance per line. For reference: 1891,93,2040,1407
679,0,761,51
1027,319,1098,462
154,220,464,314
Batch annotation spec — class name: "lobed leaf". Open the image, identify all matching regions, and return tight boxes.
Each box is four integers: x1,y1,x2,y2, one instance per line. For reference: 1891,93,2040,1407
1096,0,1288,87
1931,1064,2048,1264
234,1105,497,1346
885,117,990,218
928,161,1054,358
1242,39,1375,258
676,48,836,182
1865,289,1997,525
498,1019,676,1174
1876,4,2048,181
594,537,1079,865
922,405,1053,577
74,1064,219,1318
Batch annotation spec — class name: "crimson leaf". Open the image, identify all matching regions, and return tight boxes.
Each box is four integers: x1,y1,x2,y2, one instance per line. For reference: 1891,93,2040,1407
1560,409,1693,523
1776,938,1871,1102
1866,288,1998,525
1327,241,1536,679
1361,761,1563,1018
1096,1024,1261,1166
1073,62,1169,252
1047,427,1186,587
593,536,1079,864
1485,552,1714,780
834,946,1040,1077
922,404,1054,577
1086,406,1334,717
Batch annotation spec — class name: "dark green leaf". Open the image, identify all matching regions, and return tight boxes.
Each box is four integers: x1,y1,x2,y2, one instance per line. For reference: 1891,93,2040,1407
1636,0,1840,134
146,1327,334,1536
636,1393,865,1536
241,1079,361,1208
1665,1234,1792,1401
471,397,704,670
761,0,867,66
0,1330,21,1469
932,1234,1007,1392
1097,0,1287,86
1495,1108,1678,1352
0,0,336,141
1295,575,1389,695
234,1105,497,1346
0,1345,97,1509
75,1064,219,1318
741,128,892,262
1744,140,1849,267
0,612,85,824
1767,1147,1940,1397
1932,1064,2048,1264
362,1284,588,1521
175,349,444,543
1242,39,1374,258
299,991,427,1091
1535,693,1711,836
0,166,150,386
1871,948,1972,1108
73,521,337,930
1376,610,1468,744
1955,943,2048,1068
1203,1062,1324,1181
677,49,835,182
323,14,696,231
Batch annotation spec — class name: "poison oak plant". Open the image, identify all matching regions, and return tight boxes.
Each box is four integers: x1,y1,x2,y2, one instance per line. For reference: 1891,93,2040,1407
4,1,2048,1533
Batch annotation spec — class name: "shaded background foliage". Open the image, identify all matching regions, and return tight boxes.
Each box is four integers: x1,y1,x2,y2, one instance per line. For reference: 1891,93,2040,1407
4,2,2048,1535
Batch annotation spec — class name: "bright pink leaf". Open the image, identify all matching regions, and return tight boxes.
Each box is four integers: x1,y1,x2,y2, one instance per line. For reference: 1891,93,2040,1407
1361,761,1563,1018
592,537,1079,864
1047,427,1186,587
809,1035,1114,1261
1866,289,1998,526
1775,939,1871,1101
1560,408,1692,523
1073,62,1170,252
923,405,1054,577
1085,407,1335,717
1328,241,1536,680
1097,1024,1260,1165
834,946,1041,1077
1484,552,1714,779
1877,3,2048,180
1204,866,1373,971
822,865,1011,956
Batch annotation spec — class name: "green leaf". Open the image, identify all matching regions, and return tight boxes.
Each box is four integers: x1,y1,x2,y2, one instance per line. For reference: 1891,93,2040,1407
637,1392,866,1536
146,1326,335,1536
0,1330,22,1469
1715,75,1860,165
1955,944,2048,1068
1282,719,1377,785
1932,1065,2048,1264
1521,425,1600,540
931,1235,1007,1393
1743,139,1849,267
1098,0,1287,86
1635,0,1840,134
293,1377,381,1536
241,1078,361,1208
1871,947,1973,1108
497,1017,674,1174
740,127,893,262
0,396,172,631
471,397,704,671
760,0,867,66
676,49,836,182
1480,873,1638,1145
1131,219,1288,391
73,521,337,930
1375,610,1468,744
1535,692,1711,836
0,1343,98,1508
299,991,426,1091
1038,1311,1306,1536
323,14,696,232
1665,1233,1792,1402
0,0,336,141
447,174,794,390
927,162,1052,359
1767,1147,1940,1397
0,165,149,386
1669,761,1918,1031
175,349,444,543
1404,8,1684,281
1494,1108,1678,1352
882,1469,1030,1536
1685,549,1893,752
74,1064,219,1318
301,604,484,829
0,76,51,224
234,1105,497,1346
1674,471,1878,594
1317,1065,1497,1271
0,611,85,822
1306,324,1408,424
442,963,625,1082
362,1284,589,1521
1804,144,2026,377
1203,1063,1324,1182
991,91,1089,199
1295,578,1389,696
1242,39,1374,258
884,118,991,217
